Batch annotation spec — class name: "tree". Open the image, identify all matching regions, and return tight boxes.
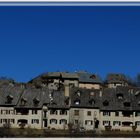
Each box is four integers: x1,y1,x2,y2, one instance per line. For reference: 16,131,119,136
136,74,140,87
132,125,137,132
68,123,74,132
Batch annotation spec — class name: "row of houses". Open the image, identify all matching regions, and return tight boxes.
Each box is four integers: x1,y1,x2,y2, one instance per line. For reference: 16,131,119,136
0,71,139,131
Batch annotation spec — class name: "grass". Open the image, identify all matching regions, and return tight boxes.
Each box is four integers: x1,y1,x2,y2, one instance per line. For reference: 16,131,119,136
0,128,140,137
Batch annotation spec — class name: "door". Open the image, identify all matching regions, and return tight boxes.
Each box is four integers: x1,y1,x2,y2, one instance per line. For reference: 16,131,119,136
44,120,47,127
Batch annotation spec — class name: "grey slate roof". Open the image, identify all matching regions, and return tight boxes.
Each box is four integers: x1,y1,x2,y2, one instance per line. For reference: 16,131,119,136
40,72,79,79
77,71,102,84
29,71,102,84
1,77,140,111
70,86,140,111
15,86,67,109
0,82,23,106
70,87,101,108
106,73,128,84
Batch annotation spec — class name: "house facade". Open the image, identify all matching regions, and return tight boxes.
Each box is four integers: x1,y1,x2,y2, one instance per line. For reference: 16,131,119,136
0,72,140,132
77,71,102,89
106,73,129,88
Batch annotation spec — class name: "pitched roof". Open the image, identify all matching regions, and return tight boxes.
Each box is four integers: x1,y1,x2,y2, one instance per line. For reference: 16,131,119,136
70,86,140,111
15,86,67,109
40,72,79,79
70,87,101,108
0,83,23,106
77,71,102,84
106,73,128,84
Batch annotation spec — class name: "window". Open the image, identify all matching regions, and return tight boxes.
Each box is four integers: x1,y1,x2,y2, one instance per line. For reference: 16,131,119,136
122,121,133,126
3,119,7,123
74,120,78,124
50,110,57,115
103,121,110,126
32,119,39,124
65,97,69,105
90,75,96,79
135,91,140,96
7,119,10,123
6,110,9,114
20,98,27,106
11,119,15,123
103,100,109,106
103,111,110,116
85,120,93,125
59,119,67,124
60,110,67,115
0,119,15,124
77,90,81,96
138,101,140,106
87,111,91,116
10,110,14,114
74,110,79,116
113,121,121,126
0,110,12,115
124,102,131,107
33,98,40,106
117,93,123,99
74,99,80,105
44,111,47,118
50,119,57,124
89,99,95,106
90,92,94,96
69,83,74,88
135,121,140,126
6,95,13,104
16,108,29,115
115,111,119,116
32,110,38,114
135,112,140,117
122,111,133,117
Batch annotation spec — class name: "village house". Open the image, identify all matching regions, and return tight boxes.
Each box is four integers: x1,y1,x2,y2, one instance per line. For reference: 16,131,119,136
106,73,129,88
76,71,102,89
0,71,140,132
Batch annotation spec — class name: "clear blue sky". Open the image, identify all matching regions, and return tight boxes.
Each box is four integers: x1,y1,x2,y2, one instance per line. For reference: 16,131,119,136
0,6,140,82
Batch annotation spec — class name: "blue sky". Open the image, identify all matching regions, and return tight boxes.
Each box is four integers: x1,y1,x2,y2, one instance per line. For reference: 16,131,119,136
0,6,140,82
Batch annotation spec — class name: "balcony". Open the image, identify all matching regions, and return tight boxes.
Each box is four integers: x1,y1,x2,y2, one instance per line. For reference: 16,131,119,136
43,111,48,119
15,109,29,115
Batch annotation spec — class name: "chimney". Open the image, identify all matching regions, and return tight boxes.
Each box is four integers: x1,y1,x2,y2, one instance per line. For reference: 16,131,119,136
64,84,69,97
99,90,102,97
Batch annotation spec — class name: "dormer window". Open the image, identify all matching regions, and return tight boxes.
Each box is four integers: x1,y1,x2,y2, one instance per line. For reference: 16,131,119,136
20,97,27,106
90,92,94,96
74,99,80,105
135,91,140,96
50,109,57,115
51,102,57,105
65,97,69,105
6,95,13,104
117,93,123,99
49,93,54,104
90,74,96,79
103,100,109,106
76,90,81,97
89,99,95,106
33,98,40,106
138,101,140,106
124,102,131,107
69,83,74,88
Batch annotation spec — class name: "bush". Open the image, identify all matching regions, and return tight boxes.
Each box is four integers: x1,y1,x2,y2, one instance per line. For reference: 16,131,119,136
105,125,112,131
132,125,137,132
19,123,25,129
